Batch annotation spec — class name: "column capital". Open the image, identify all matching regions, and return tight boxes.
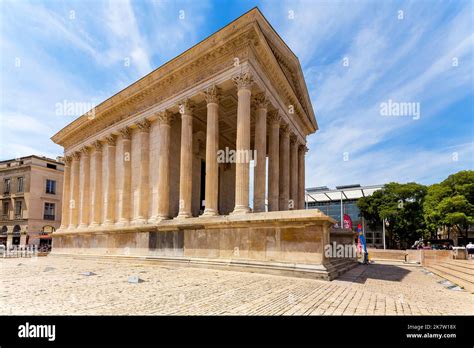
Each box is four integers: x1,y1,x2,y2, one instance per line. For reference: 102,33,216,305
178,98,195,115
136,119,151,132
290,135,298,145
105,135,116,146
64,156,72,165
299,144,309,153
156,110,175,125
119,126,132,139
253,92,269,110
281,122,290,136
92,140,103,151
80,146,91,156
72,151,81,161
232,72,254,90
268,110,281,126
203,84,221,104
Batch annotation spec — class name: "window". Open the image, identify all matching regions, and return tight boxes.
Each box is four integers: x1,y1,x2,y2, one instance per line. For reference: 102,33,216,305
45,179,56,194
2,202,9,216
15,200,22,217
3,178,10,194
17,177,24,193
46,163,57,170
44,203,55,220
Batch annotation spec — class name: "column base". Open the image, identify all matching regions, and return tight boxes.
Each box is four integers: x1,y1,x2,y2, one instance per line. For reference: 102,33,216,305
77,223,88,230
231,206,251,215
175,211,192,219
115,220,130,227
148,215,169,224
67,225,77,230
131,218,147,225
102,221,115,227
201,209,218,217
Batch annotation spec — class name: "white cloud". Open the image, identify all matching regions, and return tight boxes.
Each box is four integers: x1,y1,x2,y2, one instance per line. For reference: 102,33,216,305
262,0,474,187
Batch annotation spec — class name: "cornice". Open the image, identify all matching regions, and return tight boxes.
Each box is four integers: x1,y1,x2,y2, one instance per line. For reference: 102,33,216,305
51,8,317,150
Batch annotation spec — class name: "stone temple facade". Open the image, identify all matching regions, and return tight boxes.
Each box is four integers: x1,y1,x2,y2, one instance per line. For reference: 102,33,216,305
51,8,353,279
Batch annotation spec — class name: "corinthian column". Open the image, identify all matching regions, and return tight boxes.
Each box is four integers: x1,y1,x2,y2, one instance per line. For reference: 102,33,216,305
289,135,298,210
59,156,71,230
298,144,307,209
68,152,80,229
134,120,150,224
202,85,220,217
177,100,194,219
279,124,290,211
103,135,116,225
118,127,132,225
232,72,253,214
253,93,268,212
90,141,102,227
78,147,91,228
156,111,174,220
268,110,280,211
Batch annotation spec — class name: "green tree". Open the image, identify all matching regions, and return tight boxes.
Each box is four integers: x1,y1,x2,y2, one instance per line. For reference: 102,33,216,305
423,170,474,241
358,182,427,249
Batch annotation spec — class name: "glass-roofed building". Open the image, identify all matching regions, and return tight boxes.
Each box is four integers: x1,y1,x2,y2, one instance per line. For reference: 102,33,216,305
305,184,384,249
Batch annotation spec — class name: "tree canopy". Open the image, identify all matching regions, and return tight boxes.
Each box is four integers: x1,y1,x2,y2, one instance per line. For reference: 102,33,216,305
357,170,473,248
358,182,427,248
423,170,474,240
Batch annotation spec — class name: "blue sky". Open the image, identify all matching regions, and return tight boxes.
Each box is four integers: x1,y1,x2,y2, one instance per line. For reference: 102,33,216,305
0,0,473,189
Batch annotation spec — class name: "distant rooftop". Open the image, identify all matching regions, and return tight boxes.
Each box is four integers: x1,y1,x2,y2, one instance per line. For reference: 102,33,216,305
306,184,383,203
0,155,64,165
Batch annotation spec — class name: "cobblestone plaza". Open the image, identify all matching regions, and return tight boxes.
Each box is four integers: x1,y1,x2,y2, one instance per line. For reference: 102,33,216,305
1,256,472,315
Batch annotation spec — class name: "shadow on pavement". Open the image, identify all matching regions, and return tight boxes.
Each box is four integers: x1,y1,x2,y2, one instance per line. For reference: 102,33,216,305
336,263,411,284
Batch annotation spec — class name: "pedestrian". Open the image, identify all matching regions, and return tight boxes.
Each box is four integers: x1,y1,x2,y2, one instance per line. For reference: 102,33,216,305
466,242,474,260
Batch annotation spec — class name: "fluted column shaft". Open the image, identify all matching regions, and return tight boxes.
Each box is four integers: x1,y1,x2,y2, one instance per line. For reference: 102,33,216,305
118,128,132,224
78,148,90,228
253,94,268,212
103,136,116,225
279,126,290,210
232,73,253,214
59,157,71,230
177,101,194,218
268,112,280,211
135,121,150,223
90,142,102,227
157,112,174,219
289,137,298,210
202,86,220,216
298,145,307,209
68,153,80,228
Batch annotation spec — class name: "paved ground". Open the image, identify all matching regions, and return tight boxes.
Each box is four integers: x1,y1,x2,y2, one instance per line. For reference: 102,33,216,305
0,255,472,315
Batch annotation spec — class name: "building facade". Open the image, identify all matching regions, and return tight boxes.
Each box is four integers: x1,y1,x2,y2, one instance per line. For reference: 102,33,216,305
49,8,354,279
0,155,64,248
306,184,384,248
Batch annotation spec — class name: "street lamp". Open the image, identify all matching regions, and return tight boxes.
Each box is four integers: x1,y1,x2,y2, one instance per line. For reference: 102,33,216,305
382,219,389,250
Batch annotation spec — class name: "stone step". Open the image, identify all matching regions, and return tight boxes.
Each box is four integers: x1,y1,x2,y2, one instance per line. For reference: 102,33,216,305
438,262,474,276
427,265,474,293
443,260,474,271
429,264,474,283
325,259,358,280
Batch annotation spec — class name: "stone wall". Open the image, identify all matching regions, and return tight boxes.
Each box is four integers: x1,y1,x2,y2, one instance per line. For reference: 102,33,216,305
52,210,338,278
367,248,454,265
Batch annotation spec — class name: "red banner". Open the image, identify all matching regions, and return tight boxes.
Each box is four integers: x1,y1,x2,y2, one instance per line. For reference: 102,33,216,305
343,214,353,230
